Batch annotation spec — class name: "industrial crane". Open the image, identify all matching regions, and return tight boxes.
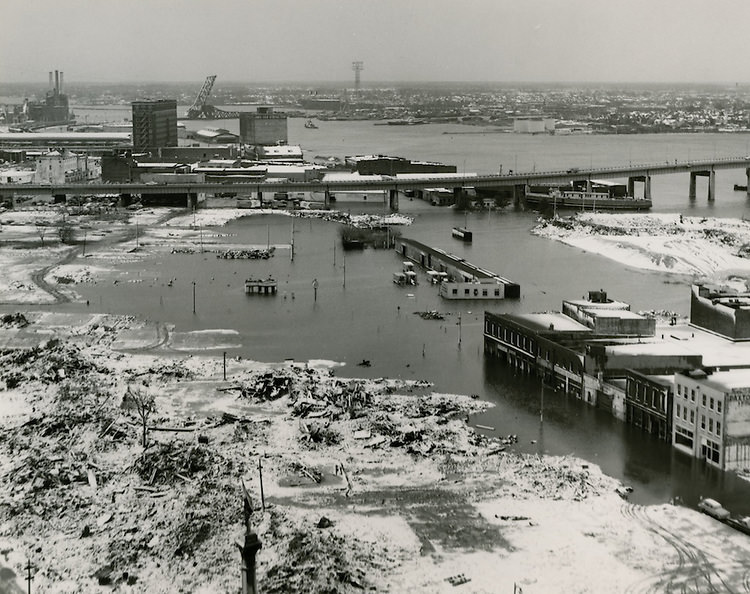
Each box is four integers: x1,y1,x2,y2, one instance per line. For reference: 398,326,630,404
184,75,240,119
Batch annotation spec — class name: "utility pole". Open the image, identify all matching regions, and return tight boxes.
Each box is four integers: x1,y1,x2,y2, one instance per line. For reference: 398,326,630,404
312,278,319,302
238,480,262,594
458,312,462,349
25,559,33,594
258,458,265,511
192,281,196,314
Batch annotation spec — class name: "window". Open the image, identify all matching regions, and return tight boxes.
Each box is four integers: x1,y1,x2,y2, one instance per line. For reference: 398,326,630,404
690,410,694,423
702,394,706,406
691,389,695,402
677,384,682,396
709,398,714,411
683,408,687,420
717,400,722,413
701,415,706,429
709,418,713,433
676,404,681,417
464,289,470,296
717,421,721,436
452,289,457,295
494,289,500,297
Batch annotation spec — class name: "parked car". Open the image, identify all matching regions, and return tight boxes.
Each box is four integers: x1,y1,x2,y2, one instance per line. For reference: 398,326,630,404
726,516,750,535
697,498,730,521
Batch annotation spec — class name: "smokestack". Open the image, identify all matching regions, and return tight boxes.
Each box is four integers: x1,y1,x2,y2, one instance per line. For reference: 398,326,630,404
49,71,53,90
55,70,59,94
59,71,64,93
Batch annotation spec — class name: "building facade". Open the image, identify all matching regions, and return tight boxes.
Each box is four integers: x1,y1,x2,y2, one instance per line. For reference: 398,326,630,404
690,283,750,341
239,108,288,146
132,100,178,150
625,371,673,441
34,150,100,184
673,368,750,470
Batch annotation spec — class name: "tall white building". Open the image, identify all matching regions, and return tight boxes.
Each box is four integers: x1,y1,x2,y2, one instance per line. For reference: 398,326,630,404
34,150,99,184
673,368,750,470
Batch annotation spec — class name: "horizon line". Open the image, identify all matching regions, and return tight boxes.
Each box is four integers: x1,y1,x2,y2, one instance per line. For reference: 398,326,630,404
2,79,750,87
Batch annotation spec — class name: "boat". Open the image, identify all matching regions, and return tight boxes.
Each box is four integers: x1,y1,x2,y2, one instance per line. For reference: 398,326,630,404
525,183,652,212
386,118,426,126
452,227,473,242
304,119,318,129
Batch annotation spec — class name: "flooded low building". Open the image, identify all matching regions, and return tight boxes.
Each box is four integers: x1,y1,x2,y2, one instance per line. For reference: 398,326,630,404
394,237,519,300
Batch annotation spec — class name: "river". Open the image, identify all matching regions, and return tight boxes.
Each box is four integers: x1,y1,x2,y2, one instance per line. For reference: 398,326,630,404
43,106,750,512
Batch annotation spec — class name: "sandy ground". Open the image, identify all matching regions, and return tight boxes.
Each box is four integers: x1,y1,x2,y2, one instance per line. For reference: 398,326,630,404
1,204,750,593
534,212,750,279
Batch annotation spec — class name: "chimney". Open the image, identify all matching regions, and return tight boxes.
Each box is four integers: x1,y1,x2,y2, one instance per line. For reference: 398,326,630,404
49,71,53,90
55,70,59,94
59,71,64,93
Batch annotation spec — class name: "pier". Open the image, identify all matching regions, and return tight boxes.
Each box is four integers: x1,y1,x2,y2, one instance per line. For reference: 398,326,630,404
394,237,519,299
244,277,278,295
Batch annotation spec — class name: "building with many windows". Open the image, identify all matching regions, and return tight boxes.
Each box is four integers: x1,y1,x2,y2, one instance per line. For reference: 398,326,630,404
625,372,674,441
239,107,288,146
131,100,178,150
672,368,750,470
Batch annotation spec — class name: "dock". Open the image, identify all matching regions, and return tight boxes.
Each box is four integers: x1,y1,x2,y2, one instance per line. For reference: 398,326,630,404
244,277,278,295
394,237,519,300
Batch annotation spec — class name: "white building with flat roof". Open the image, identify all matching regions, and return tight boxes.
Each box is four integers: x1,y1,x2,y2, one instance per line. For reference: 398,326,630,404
673,368,750,470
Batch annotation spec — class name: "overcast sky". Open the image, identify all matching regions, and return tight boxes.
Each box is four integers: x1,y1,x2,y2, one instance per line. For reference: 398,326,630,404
3,0,749,85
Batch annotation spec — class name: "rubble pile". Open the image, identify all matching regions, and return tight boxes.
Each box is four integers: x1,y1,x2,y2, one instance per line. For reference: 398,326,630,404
216,247,275,260
0,340,107,388
414,310,445,320
260,508,377,594
0,312,29,327
132,441,221,486
0,315,625,592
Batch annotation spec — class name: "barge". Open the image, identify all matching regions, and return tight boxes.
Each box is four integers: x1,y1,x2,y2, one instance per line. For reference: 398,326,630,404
451,227,473,242
525,180,652,211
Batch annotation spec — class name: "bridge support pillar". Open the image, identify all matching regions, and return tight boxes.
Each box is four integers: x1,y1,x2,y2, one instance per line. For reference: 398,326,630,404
324,190,331,209
627,177,635,197
689,173,697,200
708,170,715,202
511,185,524,206
585,179,592,193
644,175,651,200
187,193,199,210
746,168,750,196
388,189,399,212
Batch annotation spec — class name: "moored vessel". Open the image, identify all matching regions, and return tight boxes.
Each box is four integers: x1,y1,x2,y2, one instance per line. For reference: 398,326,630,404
451,227,473,242
525,180,652,211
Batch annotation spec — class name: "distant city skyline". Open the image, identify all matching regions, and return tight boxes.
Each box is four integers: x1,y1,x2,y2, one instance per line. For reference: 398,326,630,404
4,0,750,85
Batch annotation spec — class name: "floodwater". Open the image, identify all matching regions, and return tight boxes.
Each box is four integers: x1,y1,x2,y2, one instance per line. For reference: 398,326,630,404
33,109,750,513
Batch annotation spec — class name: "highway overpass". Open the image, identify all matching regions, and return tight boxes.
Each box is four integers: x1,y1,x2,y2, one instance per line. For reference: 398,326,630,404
3,155,750,209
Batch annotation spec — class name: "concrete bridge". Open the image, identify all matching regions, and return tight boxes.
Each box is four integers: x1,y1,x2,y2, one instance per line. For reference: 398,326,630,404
3,155,750,210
